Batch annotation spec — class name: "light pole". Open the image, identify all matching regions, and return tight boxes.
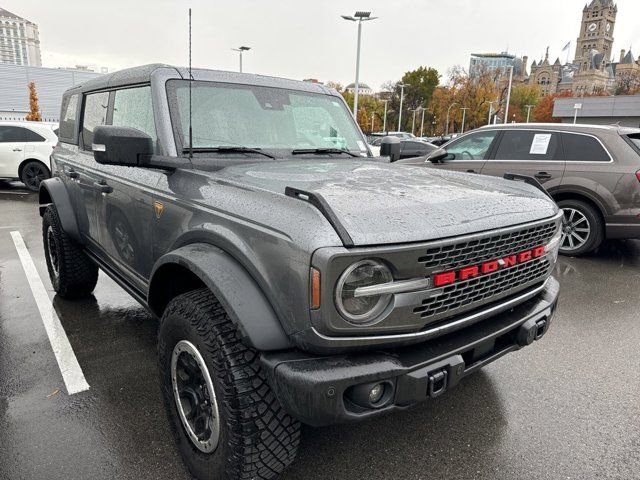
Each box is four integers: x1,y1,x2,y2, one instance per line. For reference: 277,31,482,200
573,102,582,124
397,83,408,132
487,100,497,125
420,107,426,137
525,104,535,123
341,11,378,119
411,108,418,135
503,65,514,124
371,111,375,132
381,99,389,133
231,46,251,73
445,102,459,136
460,107,469,133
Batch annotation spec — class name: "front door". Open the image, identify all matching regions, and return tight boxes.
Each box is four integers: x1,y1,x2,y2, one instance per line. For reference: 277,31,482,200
430,130,500,174
481,129,566,191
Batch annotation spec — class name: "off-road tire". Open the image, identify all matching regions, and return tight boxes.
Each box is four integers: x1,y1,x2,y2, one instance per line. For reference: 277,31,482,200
42,205,98,298
158,288,300,480
557,199,604,256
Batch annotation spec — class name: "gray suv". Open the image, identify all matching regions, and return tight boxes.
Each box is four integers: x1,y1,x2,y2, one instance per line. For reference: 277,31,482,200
405,124,640,255
39,65,562,480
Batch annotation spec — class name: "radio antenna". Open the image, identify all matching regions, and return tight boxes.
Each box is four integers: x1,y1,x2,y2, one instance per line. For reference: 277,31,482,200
188,8,193,160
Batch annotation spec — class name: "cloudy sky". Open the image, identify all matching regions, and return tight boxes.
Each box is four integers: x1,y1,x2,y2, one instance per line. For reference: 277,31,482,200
7,0,640,89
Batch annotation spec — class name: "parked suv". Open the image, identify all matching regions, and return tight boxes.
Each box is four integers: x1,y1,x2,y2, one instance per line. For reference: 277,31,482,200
0,121,58,190
404,124,640,255
39,65,561,480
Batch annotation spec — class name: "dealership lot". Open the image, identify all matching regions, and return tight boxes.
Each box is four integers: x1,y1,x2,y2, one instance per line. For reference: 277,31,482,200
1,180,639,480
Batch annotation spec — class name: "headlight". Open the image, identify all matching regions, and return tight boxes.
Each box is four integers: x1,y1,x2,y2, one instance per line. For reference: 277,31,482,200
546,224,563,263
335,260,393,324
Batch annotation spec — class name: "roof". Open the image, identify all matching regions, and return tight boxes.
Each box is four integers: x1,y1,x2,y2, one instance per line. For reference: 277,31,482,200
345,82,371,90
620,50,636,64
470,52,515,59
553,95,640,120
72,63,336,96
478,122,639,135
587,0,614,8
0,7,33,23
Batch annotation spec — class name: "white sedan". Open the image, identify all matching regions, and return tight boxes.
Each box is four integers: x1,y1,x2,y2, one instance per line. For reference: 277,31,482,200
0,121,58,191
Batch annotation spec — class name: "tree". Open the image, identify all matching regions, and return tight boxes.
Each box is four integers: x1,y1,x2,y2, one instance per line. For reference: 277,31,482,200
25,82,42,122
508,85,542,123
615,70,640,95
532,90,573,123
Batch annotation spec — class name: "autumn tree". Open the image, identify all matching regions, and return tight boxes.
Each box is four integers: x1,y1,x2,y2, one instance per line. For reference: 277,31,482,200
615,70,640,95
25,82,42,122
532,90,573,123
508,84,542,123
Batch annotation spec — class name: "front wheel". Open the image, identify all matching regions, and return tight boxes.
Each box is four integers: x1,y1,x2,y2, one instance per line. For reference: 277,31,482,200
158,289,300,480
557,199,604,256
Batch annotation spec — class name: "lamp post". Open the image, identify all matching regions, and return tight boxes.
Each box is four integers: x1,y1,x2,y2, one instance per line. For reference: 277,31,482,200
381,99,389,133
411,108,418,135
573,102,582,124
371,111,375,132
231,46,251,73
487,100,497,125
445,102,459,136
525,104,535,123
341,11,378,119
420,107,426,137
397,83,408,132
503,65,514,124
460,107,469,134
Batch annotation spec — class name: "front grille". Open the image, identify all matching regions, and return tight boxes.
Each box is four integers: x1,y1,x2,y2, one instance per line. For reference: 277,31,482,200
418,221,557,271
414,258,550,320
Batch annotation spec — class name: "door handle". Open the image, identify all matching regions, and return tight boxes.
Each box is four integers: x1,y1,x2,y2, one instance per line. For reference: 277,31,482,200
93,180,113,194
67,169,79,179
535,172,552,180
12,148,22,152
466,169,477,173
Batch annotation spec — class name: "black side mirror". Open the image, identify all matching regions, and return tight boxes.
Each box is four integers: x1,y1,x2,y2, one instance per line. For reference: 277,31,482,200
380,136,401,162
426,148,448,163
92,125,153,166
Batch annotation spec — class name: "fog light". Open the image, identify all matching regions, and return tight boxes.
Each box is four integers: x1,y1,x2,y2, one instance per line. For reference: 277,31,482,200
369,383,385,404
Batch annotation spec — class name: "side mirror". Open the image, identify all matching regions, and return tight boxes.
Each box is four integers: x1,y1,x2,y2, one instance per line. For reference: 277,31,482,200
92,125,153,166
380,136,401,162
426,148,448,163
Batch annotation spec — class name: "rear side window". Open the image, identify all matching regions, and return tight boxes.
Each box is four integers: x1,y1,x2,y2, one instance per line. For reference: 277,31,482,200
562,133,610,162
24,129,46,142
625,134,640,155
0,126,26,142
81,92,109,151
59,94,79,142
112,86,158,153
494,130,562,161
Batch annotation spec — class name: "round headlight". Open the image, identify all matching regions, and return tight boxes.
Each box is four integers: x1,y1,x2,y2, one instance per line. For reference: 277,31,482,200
335,260,393,324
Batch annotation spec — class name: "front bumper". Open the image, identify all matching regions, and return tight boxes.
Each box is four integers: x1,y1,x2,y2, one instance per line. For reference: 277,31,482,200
261,276,559,427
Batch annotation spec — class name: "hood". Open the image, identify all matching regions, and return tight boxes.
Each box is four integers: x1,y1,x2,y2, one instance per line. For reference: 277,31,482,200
208,159,558,247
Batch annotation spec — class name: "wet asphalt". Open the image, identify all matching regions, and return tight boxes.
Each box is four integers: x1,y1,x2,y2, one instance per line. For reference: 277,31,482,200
0,179,639,480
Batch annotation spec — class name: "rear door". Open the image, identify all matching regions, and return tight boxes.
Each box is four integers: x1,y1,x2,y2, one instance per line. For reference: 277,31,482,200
0,126,26,177
481,129,565,191
430,130,499,173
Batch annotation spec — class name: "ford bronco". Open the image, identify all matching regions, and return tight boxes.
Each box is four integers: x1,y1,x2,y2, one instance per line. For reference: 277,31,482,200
39,64,562,479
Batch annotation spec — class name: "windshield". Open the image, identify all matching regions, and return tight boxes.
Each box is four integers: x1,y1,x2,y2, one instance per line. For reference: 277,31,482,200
166,80,366,155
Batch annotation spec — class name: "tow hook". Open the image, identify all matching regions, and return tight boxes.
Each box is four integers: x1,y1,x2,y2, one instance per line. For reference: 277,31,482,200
427,369,448,398
517,317,549,346
534,318,548,340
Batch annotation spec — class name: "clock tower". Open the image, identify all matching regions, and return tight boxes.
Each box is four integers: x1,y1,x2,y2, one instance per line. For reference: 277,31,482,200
574,0,617,69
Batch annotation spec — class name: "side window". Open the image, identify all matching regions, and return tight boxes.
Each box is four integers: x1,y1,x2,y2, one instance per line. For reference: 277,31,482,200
494,130,562,161
0,126,27,143
24,129,46,142
59,94,79,142
81,92,109,151
445,131,498,160
112,86,159,153
562,133,610,162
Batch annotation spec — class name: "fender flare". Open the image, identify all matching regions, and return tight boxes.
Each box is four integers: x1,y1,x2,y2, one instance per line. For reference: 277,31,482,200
149,243,292,351
38,177,83,245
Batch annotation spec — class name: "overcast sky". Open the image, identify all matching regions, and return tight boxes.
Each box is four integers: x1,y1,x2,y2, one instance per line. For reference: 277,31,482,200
7,0,640,89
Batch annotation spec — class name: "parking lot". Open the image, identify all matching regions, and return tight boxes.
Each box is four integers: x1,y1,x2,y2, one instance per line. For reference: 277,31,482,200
0,179,639,480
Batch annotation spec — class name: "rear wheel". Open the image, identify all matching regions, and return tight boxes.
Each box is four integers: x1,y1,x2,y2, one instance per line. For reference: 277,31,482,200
21,160,50,191
158,288,300,480
557,199,604,256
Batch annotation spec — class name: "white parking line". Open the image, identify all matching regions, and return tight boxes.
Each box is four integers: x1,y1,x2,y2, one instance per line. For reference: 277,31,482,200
0,190,30,195
9,231,90,395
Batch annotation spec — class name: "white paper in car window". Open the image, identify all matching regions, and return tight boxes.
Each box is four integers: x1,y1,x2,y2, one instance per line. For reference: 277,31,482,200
530,134,552,155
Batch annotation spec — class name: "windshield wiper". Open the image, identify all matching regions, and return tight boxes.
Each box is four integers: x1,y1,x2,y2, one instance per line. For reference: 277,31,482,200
182,146,276,159
291,148,359,157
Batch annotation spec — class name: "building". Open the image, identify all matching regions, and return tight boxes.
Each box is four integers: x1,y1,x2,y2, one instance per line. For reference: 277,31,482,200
529,0,640,96
469,52,527,80
553,94,640,127
0,63,101,121
345,82,373,95
0,7,41,66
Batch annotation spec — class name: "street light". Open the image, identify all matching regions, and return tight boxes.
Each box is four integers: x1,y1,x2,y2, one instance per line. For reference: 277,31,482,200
487,100,498,125
411,108,419,135
445,102,459,136
341,11,378,119
420,107,426,137
573,102,582,124
503,65,514,125
371,111,375,132
381,99,389,133
460,107,469,134
525,104,535,123
397,83,408,132
231,46,251,73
